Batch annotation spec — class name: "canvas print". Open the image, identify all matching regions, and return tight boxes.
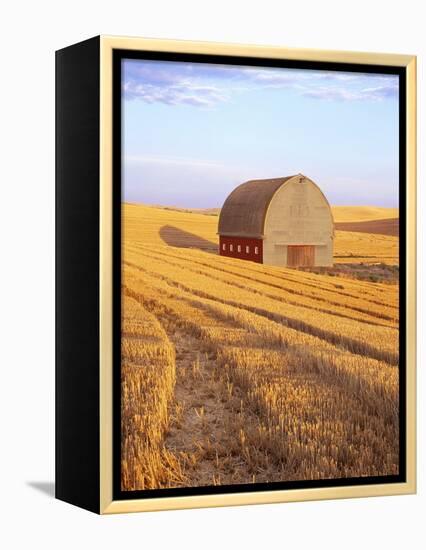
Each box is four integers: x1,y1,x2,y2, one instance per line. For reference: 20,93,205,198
120,57,400,492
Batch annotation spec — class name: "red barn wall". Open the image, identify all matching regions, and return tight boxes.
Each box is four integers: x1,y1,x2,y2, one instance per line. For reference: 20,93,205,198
219,236,263,263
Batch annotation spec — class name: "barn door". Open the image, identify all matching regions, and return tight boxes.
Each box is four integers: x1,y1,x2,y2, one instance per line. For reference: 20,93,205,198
287,245,315,267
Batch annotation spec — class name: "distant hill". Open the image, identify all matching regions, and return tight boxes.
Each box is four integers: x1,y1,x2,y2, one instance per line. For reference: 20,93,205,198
144,204,398,223
335,218,398,237
149,204,220,216
331,206,398,223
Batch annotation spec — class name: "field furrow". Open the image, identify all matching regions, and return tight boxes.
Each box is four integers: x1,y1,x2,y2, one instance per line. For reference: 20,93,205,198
124,253,399,365
156,314,295,486
121,295,184,491
128,244,397,326
128,242,398,315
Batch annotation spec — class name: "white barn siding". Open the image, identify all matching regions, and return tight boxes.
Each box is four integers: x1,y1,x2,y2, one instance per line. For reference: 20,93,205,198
263,176,334,267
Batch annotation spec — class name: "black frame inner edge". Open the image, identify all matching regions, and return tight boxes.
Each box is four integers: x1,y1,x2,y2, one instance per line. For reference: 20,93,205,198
112,49,407,501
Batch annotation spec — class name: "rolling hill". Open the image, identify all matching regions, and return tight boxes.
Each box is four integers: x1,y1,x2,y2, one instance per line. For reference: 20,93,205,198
335,218,398,237
331,206,398,223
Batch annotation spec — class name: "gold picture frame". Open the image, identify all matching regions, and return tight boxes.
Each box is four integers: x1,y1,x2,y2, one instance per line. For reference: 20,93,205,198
56,35,416,514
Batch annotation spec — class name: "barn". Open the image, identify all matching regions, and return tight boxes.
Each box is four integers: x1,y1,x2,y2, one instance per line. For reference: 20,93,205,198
218,174,334,267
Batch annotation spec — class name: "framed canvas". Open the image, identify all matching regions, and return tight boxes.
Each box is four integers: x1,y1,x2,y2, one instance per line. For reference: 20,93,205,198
55,35,417,514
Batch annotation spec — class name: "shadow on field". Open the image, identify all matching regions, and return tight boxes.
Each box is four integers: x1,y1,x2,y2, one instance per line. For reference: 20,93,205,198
160,225,218,252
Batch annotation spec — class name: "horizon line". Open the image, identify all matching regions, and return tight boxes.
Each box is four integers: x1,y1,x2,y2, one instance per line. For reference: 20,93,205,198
123,200,399,210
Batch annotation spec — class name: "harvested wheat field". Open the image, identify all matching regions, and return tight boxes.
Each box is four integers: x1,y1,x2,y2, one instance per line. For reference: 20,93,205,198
121,203,400,491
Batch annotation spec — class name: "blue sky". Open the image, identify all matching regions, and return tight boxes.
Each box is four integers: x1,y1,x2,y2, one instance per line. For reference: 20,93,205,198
122,59,399,208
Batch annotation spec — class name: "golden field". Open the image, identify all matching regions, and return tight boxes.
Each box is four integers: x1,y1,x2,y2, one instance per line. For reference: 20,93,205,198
121,203,399,490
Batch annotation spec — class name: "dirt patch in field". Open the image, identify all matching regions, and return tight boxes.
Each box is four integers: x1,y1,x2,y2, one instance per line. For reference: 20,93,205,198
158,319,283,487
302,262,399,284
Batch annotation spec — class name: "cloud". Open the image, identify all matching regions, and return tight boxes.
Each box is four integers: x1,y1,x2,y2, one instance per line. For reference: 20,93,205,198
123,59,399,107
302,83,398,102
240,67,361,88
123,59,233,107
239,67,307,88
242,68,399,101
123,80,229,107
124,154,251,188
361,84,399,99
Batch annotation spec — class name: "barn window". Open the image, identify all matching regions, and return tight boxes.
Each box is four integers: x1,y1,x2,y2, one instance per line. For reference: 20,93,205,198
222,243,226,251
255,246,259,255
237,245,241,253
246,246,250,253
230,244,233,252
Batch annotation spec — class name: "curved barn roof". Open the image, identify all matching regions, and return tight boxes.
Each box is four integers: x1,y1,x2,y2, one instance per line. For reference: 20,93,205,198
218,175,297,237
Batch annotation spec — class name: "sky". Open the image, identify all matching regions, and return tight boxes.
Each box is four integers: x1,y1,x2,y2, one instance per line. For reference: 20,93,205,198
122,58,399,208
